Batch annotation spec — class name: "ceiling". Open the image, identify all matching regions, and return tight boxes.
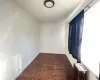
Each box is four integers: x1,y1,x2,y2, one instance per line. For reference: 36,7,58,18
13,0,93,22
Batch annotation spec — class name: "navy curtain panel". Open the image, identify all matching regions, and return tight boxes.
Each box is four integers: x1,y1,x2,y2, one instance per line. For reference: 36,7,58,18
68,10,84,63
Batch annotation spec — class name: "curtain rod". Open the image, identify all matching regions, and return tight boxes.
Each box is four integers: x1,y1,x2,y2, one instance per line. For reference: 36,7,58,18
84,0,94,9
84,0,94,12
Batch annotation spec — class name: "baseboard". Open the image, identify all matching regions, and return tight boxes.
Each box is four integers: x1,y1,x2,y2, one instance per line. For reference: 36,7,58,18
65,53,77,67
39,52,66,54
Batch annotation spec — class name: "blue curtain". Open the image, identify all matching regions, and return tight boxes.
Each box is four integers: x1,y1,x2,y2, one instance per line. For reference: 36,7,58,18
68,10,84,63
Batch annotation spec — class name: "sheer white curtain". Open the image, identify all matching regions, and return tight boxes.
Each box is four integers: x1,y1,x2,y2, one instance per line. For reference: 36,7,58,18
81,1,100,77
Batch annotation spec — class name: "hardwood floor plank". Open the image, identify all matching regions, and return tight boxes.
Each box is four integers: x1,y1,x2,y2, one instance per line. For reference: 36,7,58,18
16,53,73,80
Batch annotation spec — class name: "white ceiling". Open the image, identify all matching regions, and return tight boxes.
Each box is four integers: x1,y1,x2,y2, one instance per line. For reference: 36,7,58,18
13,0,92,22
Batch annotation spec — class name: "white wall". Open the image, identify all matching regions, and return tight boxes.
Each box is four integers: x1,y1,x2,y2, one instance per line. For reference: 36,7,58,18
40,22,67,53
0,0,40,80
88,71,98,80
40,22,77,64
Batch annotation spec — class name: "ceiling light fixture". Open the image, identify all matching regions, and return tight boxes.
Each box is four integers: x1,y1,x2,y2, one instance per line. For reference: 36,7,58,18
44,0,55,8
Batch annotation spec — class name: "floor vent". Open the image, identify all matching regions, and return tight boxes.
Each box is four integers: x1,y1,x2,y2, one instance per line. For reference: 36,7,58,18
73,63,88,80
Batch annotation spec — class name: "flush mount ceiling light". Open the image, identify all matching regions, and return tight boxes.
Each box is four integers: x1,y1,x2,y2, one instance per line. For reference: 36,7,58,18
44,0,55,8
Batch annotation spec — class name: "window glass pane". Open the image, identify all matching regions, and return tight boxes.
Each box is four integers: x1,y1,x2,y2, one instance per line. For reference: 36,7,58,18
81,1,100,77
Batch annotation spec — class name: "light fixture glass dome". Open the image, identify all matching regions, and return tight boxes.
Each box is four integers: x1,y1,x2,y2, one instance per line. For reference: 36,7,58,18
44,0,54,8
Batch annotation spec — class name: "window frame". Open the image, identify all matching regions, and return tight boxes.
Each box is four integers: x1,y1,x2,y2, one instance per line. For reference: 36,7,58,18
81,1,100,78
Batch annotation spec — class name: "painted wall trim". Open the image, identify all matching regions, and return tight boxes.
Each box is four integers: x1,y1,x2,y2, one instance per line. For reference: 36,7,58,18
40,52,66,54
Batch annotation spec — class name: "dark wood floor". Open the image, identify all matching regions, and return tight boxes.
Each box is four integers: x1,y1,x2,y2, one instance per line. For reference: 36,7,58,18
16,53,73,80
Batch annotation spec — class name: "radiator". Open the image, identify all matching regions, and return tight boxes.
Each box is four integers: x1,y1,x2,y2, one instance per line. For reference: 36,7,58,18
73,63,88,80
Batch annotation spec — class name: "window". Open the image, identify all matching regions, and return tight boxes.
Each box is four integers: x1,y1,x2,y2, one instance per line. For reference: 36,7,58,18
81,1,100,77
